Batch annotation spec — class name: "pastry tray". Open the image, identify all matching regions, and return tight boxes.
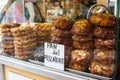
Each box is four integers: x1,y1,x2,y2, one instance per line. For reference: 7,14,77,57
65,68,112,80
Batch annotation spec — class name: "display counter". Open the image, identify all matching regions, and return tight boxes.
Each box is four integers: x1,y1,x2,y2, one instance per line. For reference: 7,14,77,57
0,55,98,80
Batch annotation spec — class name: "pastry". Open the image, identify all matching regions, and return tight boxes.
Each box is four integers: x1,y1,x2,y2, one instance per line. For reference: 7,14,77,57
73,41,93,49
89,60,114,77
54,16,74,30
71,19,93,35
94,26,115,39
51,36,73,46
51,28,72,38
90,13,116,27
72,34,93,42
94,38,115,49
70,49,92,65
68,62,87,71
93,49,114,64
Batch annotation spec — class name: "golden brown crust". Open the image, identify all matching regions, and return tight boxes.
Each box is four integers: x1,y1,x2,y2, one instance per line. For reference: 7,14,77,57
34,23,52,31
1,33,12,37
37,30,51,37
90,13,116,27
93,49,114,65
94,38,115,49
14,43,36,50
54,16,74,30
15,54,32,59
73,41,94,49
14,39,36,45
72,34,93,42
68,62,87,71
51,28,72,38
51,36,73,46
89,60,114,77
70,49,92,65
71,19,93,35
2,40,13,45
2,49,14,55
2,44,14,49
15,50,34,56
94,26,116,39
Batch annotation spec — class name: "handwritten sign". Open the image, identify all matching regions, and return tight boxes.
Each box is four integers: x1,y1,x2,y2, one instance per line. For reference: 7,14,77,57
44,42,64,70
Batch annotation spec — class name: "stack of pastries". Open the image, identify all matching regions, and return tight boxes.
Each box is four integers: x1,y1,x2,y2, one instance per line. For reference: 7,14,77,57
0,23,20,55
89,13,116,77
69,19,93,71
51,16,74,67
11,26,36,59
33,23,52,46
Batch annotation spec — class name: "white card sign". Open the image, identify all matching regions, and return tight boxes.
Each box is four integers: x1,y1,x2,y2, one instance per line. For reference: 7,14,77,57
44,42,64,70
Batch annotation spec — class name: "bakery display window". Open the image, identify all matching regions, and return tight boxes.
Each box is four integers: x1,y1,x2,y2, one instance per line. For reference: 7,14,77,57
0,0,120,80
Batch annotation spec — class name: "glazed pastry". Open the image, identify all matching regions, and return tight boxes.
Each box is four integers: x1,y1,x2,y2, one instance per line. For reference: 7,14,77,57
14,43,36,50
54,16,74,30
70,49,92,65
34,23,52,30
90,13,116,27
68,62,87,71
89,60,114,77
2,44,14,49
73,40,94,49
51,28,72,38
2,49,14,55
37,30,50,37
93,49,114,64
15,54,32,59
72,34,93,42
14,39,36,45
51,36,73,46
94,38,115,49
71,19,93,35
94,26,116,39
15,50,34,56
2,40,13,45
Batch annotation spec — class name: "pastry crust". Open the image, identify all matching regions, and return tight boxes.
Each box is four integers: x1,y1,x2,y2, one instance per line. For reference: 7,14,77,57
51,36,73,46
72,34,93,42
15,50,34,56
94,26,115,39
37,30,50,37
93,49,114,64
14,43,36,50
70,49,92,65
51,28,72,38
54,16,74,30
2,40,13,45
2,44,14,49
89,60,114,77
15,54,32,59
71,19,93,35
73,41,93,49
94,38,115,49
90,13,116,27
2,49,14,55
68,62,87,71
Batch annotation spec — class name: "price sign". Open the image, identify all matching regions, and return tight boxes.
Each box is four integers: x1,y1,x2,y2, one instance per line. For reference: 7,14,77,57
44,42,65,70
